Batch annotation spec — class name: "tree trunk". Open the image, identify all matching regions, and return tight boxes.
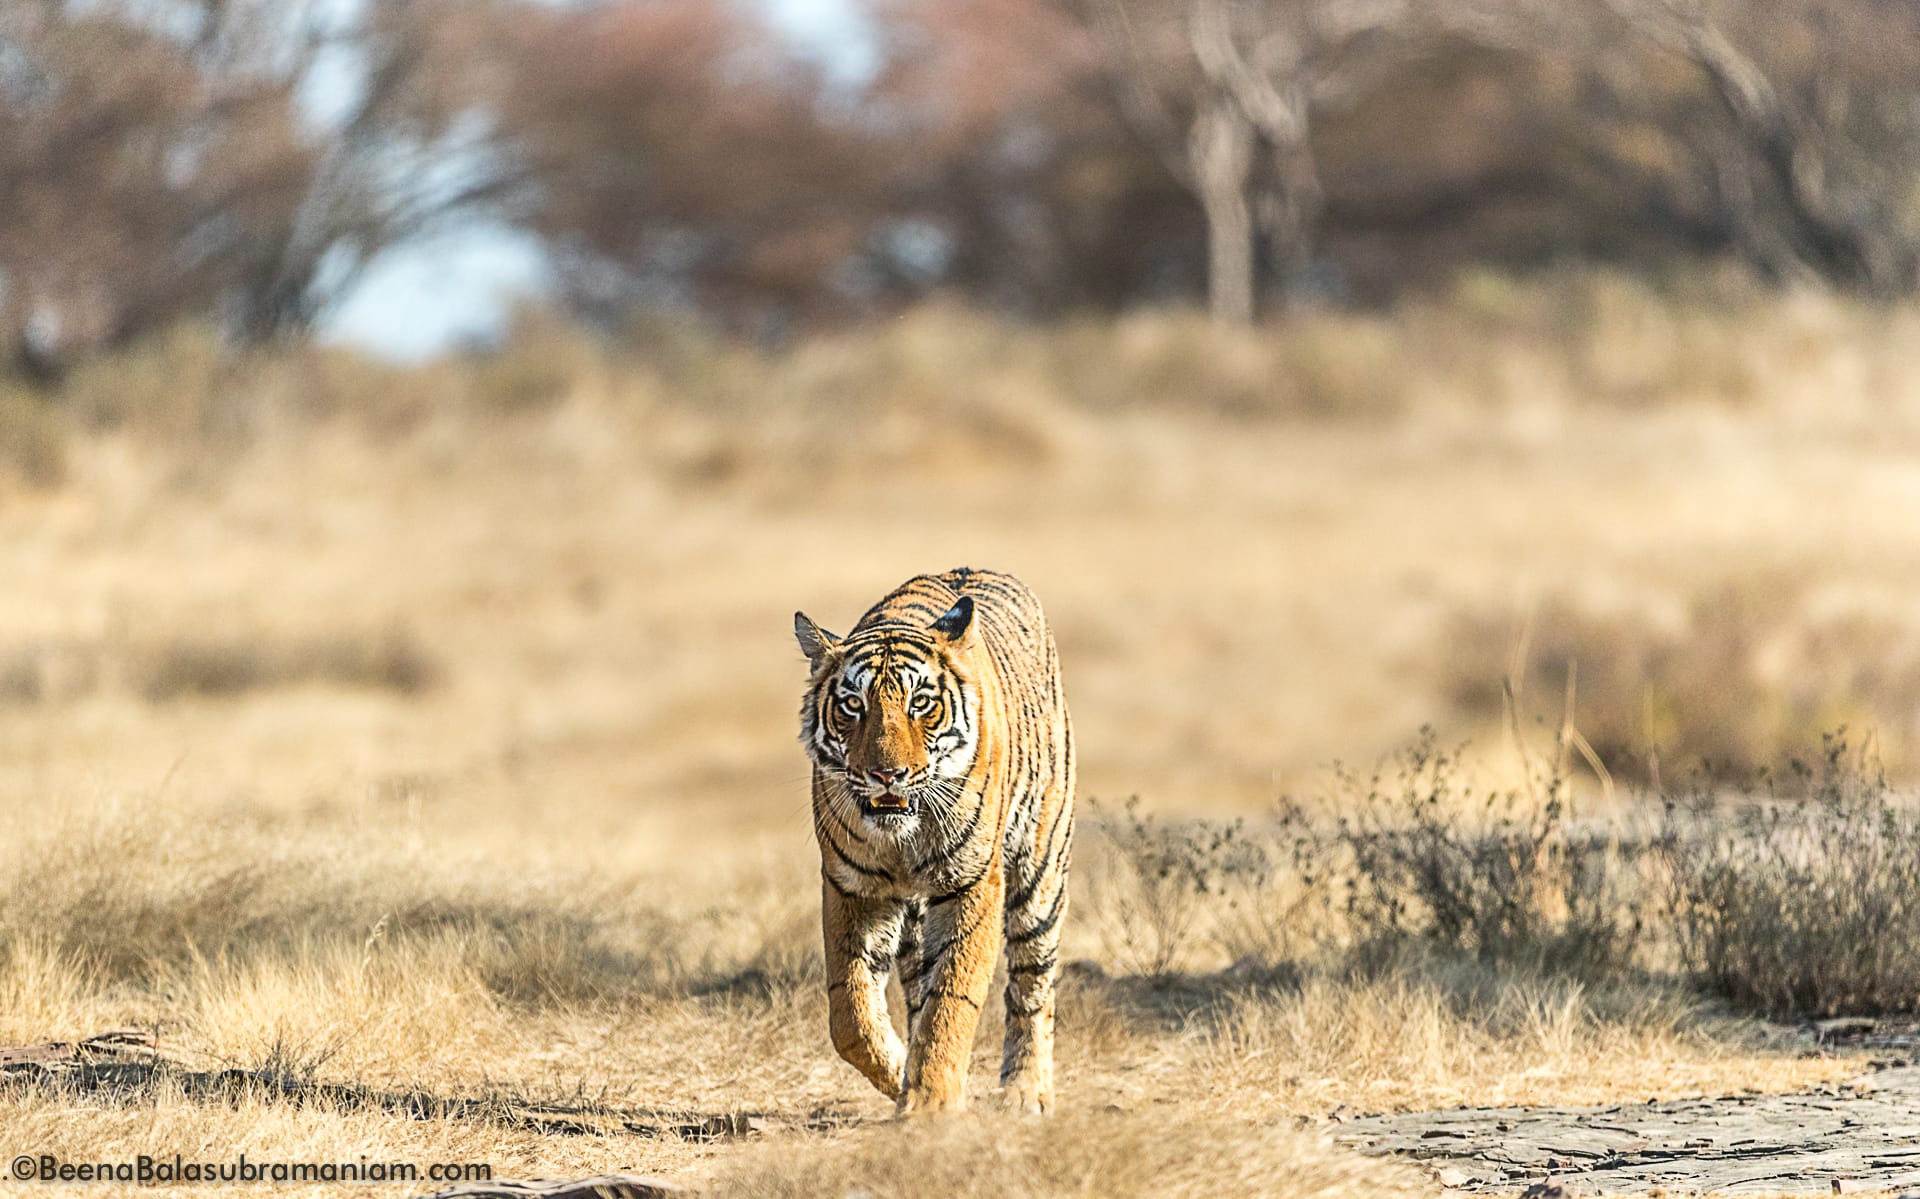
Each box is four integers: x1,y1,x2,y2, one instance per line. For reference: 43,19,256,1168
1190,92,1256,323
1259,132,1324,306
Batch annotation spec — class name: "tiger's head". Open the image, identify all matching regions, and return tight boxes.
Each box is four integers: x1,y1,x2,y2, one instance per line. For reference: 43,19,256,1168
794,597,981,832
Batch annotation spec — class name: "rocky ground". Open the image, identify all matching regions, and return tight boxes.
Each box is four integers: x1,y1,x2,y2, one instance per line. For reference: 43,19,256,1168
1338,1025,1920,1196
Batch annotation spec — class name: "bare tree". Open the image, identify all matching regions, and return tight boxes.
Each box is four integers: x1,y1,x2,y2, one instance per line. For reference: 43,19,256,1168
1086,0,1447,319
1082,0,1261,320
1608,0,1920,295
867,0,1192,316
1084,0,1698,319
1186,86,1259,320
213,0,529,340
0,0,518,377
483,0,890,332
1082,0,1504,319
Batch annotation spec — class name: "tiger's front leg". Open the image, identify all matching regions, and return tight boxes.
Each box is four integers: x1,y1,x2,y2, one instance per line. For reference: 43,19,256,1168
899,867,1004,1115
822,878,908,1100
1001,839,1069,1114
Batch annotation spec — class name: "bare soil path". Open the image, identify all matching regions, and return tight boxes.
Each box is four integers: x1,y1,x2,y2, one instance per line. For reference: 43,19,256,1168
1335,1062,1920,1195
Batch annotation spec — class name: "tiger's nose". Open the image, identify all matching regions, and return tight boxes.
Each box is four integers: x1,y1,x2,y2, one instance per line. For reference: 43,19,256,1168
868,767,908,786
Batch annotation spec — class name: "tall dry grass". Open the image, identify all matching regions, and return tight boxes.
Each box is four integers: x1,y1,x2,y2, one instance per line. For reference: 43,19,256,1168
704,1106,1428,1199
1444,584,1920,783
0,781,1856,1196
2,269,1918,477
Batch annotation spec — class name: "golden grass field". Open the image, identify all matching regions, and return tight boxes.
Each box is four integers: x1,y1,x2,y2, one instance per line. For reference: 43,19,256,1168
4,275,1920,1196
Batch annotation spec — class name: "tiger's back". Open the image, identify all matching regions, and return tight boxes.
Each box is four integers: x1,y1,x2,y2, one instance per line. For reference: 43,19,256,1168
794,567,1075,1114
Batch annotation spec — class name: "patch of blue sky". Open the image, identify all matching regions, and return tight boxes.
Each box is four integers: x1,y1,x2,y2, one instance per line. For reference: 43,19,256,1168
317,0,877,360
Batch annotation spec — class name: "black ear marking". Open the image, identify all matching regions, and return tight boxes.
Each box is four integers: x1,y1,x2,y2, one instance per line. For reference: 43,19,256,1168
794,611,840,662
931,596,974,642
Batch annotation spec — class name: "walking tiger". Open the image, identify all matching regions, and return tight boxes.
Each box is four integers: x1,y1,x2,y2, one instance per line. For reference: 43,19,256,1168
794,568,1075,1114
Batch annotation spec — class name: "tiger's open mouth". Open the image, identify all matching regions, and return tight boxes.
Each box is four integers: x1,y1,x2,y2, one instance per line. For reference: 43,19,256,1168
860,793,917,818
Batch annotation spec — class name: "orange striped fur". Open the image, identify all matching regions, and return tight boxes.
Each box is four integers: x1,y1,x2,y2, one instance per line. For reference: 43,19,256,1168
794,568,1075,1114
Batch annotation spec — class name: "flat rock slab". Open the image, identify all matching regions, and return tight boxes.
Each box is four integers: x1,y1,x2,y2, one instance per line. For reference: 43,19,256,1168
1334,1065,1920,1195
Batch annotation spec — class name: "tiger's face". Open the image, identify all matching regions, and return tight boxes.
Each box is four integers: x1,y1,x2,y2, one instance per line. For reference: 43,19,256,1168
795,598,980,832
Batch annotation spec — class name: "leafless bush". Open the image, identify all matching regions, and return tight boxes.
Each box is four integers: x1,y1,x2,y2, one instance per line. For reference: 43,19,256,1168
1333,731,1647,978
1083,716,1920,1018
0,388,67,488
137,626,441,702
0,638,106,707
0,647,42,705
1078,797,1332,975
1661,732,1920,1016
1065,716,1920,1013
1080,736,1647,981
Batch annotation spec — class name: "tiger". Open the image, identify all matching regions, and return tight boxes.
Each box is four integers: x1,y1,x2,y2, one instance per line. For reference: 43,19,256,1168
793,567,1075,1115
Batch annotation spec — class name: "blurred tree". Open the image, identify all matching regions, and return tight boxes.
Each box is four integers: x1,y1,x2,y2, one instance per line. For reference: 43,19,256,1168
1077,0,1623,320
0,0,516,378
1608,0,1920,296
486,0,1199,329
869,0,1199,314
484,0,889,333
10,0,1909,366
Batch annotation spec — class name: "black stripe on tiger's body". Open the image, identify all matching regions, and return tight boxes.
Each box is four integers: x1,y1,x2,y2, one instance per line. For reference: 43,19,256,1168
794,568,1075,1115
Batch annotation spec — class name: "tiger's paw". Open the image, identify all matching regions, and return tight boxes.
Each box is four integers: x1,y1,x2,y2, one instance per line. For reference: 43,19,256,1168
1001,1076,1053,1116
896,1084,967,1117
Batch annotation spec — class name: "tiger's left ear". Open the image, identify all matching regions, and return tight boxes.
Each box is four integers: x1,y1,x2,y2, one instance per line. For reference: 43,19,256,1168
930,596,975,646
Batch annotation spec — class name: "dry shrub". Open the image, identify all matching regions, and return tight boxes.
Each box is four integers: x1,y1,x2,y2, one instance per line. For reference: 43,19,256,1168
1079,736,1645,982
0,640,98,705
1053,309,1408,419
1083,724,1920,1020
0,387,68,488
1333,732,1646,978
0,630,433,706
1077,798,1328,976
136,625,441,701
54,325,457,452
25,270,1920,501
1428,267,1773,407
649,305,1073,478
0,645,43,704
59,323,241,440
1662,733,1920,1017
467,314,605,416
1444,582,1920,782
706,1105,1428,1199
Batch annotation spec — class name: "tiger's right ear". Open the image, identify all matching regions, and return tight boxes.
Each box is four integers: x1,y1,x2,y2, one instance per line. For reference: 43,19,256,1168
794,612,841,663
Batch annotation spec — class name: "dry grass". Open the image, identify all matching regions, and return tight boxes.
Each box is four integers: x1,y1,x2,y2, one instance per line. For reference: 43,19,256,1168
5,277,1919,1193
0,794,1855,1197
1443,584,1920,783
0,385,66,488
133,626,441,701
704,1106,1428,1199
